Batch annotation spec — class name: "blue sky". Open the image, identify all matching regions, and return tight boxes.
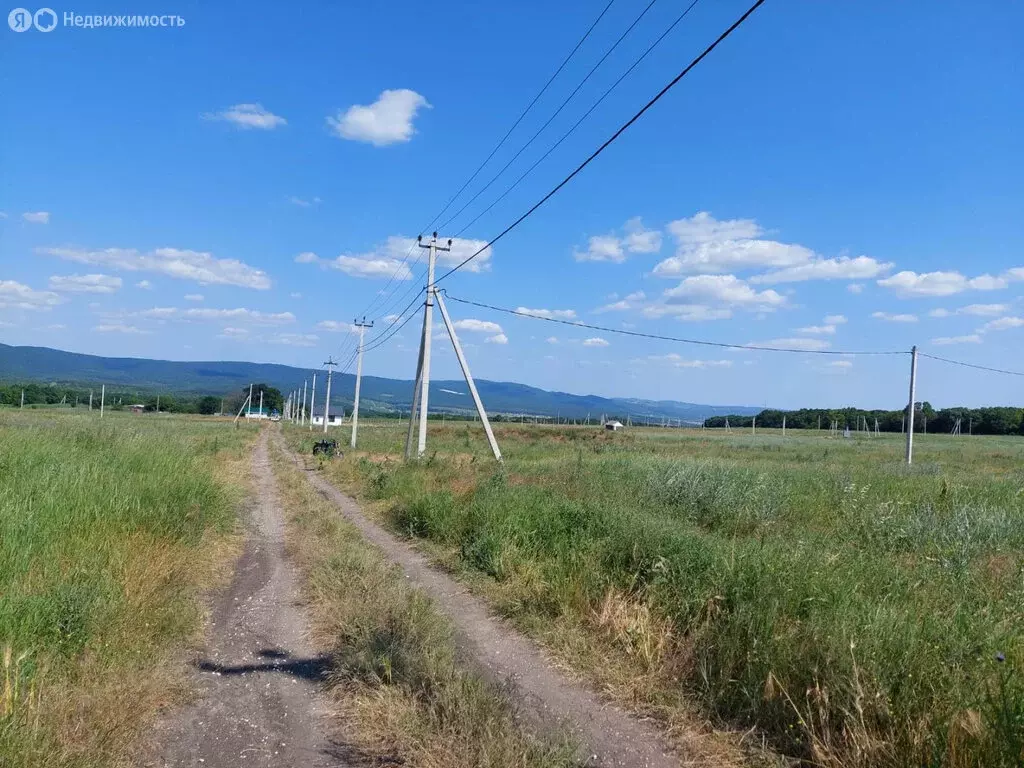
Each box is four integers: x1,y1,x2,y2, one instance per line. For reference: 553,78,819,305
1,0,1022,409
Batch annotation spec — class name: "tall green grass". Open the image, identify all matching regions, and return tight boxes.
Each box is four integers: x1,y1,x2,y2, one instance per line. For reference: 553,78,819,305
0,411,252,767
290,422,1024,766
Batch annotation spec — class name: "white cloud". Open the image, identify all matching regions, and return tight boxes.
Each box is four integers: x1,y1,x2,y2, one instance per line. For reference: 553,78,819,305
932,303,1009,318
316,320,356,333
290,292,302,299
302,236,492,278
184,293,204,302
582,337,609,347
753,255,892,284
663,274,786,312
136,280,152,289
453,318,503,334
0,212,7,219
750,337,832,351
39,247,271,289
267,333,318,347
647,353,732,369
575,218,661,262
797,324,836,335
654,212,813,276
642,303,733,322
823,314,847,324
327,89,430,146
138,307,295,325
43,323,66,330
0,280,63,310
928,308,951,318
288,196,321,208
932,334,983,346
95,323,148,334
872,311,918,323
980,316,1024,332
48,274,122,294
23,211,50,224
826,360,853,369
485,333,508,344
203,103,286,130
516,306,576,320
877,270,1006,298
847,283,864,294
218,327,250,339
546,336,559,344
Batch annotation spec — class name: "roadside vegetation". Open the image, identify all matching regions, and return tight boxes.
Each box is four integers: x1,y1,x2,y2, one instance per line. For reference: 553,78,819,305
285,421,1024,767
0,410,254,767
268,437,578,768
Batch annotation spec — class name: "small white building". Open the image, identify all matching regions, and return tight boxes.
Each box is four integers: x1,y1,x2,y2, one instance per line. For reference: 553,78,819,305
311,414,344,427
604,420,624,431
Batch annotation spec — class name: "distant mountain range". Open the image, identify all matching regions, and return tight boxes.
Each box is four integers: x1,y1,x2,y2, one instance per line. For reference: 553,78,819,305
0,343,760,422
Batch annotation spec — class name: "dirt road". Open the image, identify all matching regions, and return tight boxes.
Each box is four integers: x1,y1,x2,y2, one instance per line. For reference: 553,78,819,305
279,434,685,768
148,430,344,767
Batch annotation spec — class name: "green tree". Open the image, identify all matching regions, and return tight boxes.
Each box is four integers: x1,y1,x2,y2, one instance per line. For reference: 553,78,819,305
196,396,220,415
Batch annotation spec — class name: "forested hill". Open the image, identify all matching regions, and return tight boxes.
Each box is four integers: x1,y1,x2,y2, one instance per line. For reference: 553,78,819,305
0,343,759,422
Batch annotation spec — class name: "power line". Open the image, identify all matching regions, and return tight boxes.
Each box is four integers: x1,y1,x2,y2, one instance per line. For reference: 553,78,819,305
347,1,616,325
918,351,1024,377
430,0,618,229
443,291,909,355
438,0,664,233
434,0,768,284
454,0,704,239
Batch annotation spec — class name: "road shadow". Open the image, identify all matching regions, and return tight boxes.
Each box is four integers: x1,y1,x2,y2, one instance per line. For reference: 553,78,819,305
194,647,332,682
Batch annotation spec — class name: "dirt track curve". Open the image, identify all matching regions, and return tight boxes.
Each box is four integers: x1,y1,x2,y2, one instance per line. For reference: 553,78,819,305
148,430,346,767
278,431,684,768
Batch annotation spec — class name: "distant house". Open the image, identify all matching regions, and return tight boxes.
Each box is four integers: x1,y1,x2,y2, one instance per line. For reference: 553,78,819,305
311,413,344,427
604,420,624,431
128,404,146,414
245,407,270,420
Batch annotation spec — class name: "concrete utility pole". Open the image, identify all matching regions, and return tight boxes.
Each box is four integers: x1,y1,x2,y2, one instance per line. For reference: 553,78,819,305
301,380,307,425
20,390,24,409
905,345,918,465
404,233,502,461
258,389,264,420
308,372,316,432
247,384,253,417
350,317,373,449
89,390,93,411
323,358,337,434
406,234,449,458
100,385,105,418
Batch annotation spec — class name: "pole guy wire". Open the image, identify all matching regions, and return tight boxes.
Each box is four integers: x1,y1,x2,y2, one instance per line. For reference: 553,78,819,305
433,0,769,285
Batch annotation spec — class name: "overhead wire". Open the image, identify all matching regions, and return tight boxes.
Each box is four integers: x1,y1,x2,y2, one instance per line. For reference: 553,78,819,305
442,291,910,356
434,0,769,285
454,0,703,239
438,0,663,233
345,0,616,325
918,351,1024,377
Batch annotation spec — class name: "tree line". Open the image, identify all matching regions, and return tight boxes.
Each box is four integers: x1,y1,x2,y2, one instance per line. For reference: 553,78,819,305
704,403,1024,436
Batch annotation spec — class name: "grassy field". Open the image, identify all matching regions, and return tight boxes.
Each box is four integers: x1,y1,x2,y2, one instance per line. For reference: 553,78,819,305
286,420,1024,766
0,410,255,767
